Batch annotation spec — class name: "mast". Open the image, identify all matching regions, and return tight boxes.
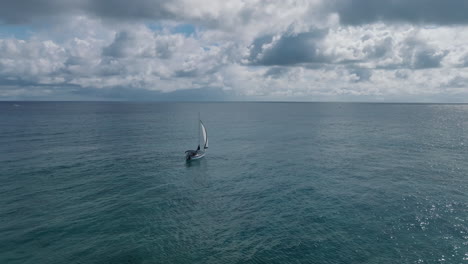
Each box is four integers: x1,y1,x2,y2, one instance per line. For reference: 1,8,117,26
198,112,200,148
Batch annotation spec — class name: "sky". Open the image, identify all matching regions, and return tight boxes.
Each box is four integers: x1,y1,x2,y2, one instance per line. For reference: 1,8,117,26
1,0,468,102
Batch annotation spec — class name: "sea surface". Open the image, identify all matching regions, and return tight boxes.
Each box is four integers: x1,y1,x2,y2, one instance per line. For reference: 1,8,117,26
1,102,467,264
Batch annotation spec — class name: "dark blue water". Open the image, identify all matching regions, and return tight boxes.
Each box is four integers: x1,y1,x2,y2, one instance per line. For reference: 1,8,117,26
1,102,467,264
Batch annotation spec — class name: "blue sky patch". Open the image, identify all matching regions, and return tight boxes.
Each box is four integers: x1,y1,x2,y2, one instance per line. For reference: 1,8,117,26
0,25,33,39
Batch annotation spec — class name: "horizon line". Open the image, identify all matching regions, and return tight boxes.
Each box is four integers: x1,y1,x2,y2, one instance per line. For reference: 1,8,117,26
1,100,468,105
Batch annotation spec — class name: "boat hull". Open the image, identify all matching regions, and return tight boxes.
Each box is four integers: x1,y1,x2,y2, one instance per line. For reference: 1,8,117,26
186,151,205,161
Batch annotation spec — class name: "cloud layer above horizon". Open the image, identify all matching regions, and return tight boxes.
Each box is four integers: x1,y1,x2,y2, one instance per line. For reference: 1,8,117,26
1,0,468,101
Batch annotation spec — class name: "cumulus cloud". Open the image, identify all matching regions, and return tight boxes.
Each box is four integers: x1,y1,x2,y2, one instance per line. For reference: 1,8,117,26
0,22,202,96
248,30,328,66
1,0,468,101
334,0,468,25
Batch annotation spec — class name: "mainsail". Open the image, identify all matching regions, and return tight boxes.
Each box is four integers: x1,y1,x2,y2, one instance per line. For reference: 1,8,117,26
200,120,208,149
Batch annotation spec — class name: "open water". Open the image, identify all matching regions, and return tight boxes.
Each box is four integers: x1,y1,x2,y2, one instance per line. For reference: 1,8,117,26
1,102,467,263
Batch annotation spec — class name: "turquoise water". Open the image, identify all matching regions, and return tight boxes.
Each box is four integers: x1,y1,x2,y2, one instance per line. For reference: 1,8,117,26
1,102,467,263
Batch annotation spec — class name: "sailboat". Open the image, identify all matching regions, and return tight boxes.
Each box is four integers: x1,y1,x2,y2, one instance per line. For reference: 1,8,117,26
185,115,208,161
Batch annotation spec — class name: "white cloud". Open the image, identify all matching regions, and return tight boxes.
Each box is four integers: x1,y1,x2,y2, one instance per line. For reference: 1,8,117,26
1,1,468,101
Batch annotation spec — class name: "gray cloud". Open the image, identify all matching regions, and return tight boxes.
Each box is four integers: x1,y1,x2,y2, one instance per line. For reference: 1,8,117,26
412,48,447,69
0,0,174,24
0,0,77,24
333,0,468,25
86,0,172,21
247,35,274,63
444,76,468,89
102,31,137,58
461,54,468,67
263,67,290,79
3,0,468,27
348,68,372,82
249,30,328,66
395,70,409,79
174,69,199,78
362,36,393,59
400,38,448,69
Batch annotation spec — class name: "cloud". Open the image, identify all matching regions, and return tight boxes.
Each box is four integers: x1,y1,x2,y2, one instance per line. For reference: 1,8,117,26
400,37,449,69
0,0,172,24
332,0,468,25
460,54,468,67
362,36,393,59
0,0,77,24
2,1,468,101
411,47,448,69
4,0,468,28
248,30,328,66
348,67,372,82
0,38,66,83
102,28,184,59
443,76,468,89
263,67,291,79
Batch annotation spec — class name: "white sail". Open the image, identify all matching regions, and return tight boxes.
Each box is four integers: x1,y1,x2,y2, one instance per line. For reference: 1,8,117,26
200,120,208,149
186,116,208,161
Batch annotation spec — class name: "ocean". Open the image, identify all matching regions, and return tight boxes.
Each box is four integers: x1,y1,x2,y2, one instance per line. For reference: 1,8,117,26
1,102,467,264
